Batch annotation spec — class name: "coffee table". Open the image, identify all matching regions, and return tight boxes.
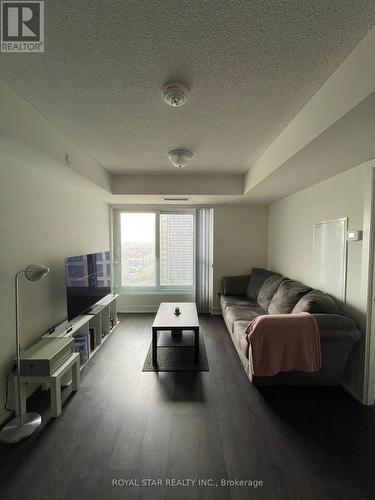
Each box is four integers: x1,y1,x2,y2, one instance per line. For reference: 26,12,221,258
152,302,200,368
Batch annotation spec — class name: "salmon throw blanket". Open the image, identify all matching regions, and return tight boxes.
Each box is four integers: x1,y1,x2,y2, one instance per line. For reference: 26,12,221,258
245,313,322,377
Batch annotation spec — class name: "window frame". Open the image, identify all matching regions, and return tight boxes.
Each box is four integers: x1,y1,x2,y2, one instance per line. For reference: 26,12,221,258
112,208,196,294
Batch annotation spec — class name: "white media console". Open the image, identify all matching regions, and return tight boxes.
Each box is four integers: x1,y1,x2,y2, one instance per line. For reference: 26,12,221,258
44,293,120,369
13,294,119,420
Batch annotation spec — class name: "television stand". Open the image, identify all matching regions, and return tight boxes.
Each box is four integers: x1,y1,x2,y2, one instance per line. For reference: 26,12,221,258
85,304,107,316
44,294,119,369
10,295,119,421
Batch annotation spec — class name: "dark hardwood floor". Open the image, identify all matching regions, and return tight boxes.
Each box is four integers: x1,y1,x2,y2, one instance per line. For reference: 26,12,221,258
1,313,375,500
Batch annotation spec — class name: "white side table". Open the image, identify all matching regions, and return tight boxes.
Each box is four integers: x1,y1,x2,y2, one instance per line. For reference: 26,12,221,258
15,353,80,418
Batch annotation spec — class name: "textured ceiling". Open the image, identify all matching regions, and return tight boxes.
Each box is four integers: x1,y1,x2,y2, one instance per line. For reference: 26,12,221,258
0,1,374,175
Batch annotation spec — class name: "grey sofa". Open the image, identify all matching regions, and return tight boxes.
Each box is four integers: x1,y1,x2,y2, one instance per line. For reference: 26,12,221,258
221,268,361,385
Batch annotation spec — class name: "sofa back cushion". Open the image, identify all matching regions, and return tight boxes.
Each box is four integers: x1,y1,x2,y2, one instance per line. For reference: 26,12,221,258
292,289,340,314
246,268,280,300
268,279,312,314
257,275,285,311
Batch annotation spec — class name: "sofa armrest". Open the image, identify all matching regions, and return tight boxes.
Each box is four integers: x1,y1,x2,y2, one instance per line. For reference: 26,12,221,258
221,274,251,296
313,314,361,343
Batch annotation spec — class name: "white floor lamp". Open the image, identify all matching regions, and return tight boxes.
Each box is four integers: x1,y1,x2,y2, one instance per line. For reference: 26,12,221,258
0,264,50,444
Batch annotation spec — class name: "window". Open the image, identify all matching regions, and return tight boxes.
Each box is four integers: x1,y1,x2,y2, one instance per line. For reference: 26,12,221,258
116,211,194,290
160,213,194,287
120,213,156,287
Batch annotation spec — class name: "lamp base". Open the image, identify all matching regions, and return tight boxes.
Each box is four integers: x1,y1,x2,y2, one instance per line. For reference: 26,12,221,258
0,412,41,444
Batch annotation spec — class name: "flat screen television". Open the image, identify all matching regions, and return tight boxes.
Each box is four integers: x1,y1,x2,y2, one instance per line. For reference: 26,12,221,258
65,251,112,321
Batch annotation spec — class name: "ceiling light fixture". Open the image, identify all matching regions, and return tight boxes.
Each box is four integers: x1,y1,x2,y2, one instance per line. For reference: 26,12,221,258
168,149,193,168
162,82,189,107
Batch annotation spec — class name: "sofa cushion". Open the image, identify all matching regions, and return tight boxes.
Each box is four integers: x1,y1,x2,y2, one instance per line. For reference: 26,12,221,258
220,295,253,310
246,268,280,300
292,290,340,315
257,275,285,311
233,321,252,358
221,274,251,296
225,305,265,332
268,279,312,314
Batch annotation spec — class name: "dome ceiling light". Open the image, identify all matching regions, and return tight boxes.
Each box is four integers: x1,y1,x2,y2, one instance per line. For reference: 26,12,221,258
168,149,193,168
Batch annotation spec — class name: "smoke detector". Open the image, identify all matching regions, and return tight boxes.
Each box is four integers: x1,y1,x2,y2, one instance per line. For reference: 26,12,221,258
168,149,193,168
162,82,189,107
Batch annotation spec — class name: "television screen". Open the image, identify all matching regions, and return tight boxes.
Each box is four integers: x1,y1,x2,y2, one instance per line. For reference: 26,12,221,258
65,251,111,321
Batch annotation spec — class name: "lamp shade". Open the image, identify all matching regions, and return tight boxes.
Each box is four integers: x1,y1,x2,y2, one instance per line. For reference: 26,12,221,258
24,264,50,281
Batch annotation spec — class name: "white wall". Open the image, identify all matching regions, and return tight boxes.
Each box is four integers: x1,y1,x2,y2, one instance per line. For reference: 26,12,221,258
213,206,268,310
0,155,109,425
268,163,370,400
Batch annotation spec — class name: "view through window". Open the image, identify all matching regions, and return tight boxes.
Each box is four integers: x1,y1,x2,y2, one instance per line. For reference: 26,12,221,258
160,213,194,287
120,212,194,288
120,213,156,287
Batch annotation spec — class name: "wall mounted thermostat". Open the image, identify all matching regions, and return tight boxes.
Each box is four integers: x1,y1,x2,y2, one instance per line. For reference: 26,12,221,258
346,230,362,241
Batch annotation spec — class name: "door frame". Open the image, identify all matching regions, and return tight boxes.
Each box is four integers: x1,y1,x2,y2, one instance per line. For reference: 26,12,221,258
359,160,375,405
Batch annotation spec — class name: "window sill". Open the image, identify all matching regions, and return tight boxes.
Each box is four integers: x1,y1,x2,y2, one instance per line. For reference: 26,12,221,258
116,289,195,295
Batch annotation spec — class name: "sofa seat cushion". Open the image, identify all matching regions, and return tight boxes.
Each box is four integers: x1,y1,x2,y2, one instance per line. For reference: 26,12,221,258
292,289,340,314
225,305,265,332
220,295,253,310
233,320,252,358
268,279,312,314
257,275,285,311
246,268,280,300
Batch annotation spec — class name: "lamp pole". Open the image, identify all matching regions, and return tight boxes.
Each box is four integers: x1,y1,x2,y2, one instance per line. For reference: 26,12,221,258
15,271,24,426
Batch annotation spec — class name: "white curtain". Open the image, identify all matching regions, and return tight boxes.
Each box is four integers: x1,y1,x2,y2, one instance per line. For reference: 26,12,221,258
196,208,212,312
